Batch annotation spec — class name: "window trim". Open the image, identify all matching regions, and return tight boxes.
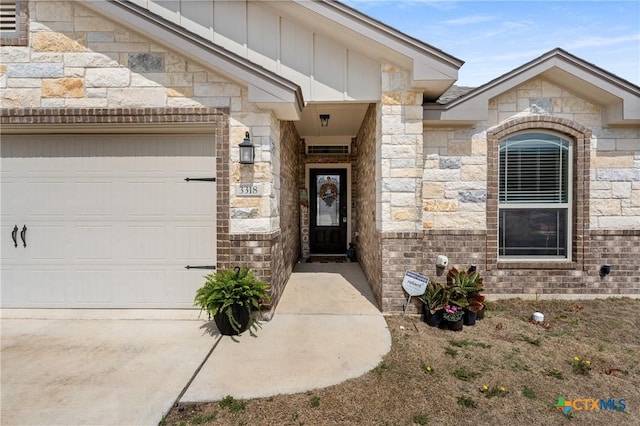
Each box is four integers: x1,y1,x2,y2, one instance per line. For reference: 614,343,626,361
486,116,591,271
498,131,573,261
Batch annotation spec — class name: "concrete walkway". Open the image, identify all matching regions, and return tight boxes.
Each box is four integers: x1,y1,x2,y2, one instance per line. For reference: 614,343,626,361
0,263,391,425
181,262,391,402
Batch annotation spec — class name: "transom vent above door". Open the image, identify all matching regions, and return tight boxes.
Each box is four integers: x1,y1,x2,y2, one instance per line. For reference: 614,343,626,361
306,145,350,155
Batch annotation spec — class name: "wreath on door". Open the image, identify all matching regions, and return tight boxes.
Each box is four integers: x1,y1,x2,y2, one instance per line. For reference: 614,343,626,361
319,178,338,207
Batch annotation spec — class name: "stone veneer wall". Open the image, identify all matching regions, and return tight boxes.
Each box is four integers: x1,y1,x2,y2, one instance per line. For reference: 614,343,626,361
378,63,424,233
354,103,382,306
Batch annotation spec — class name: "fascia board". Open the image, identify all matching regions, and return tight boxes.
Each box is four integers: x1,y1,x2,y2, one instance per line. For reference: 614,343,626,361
429,54,640,124
83,0,303,119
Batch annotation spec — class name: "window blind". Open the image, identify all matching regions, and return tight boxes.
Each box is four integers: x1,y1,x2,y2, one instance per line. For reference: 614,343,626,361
499,134,569,203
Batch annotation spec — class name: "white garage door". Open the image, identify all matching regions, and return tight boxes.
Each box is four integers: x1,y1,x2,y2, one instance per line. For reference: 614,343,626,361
1,134,216,308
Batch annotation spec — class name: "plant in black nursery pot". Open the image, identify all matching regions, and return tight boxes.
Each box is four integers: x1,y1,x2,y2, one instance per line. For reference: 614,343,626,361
447,266,485,325
194,267,270,335
442,305,465,331
420,282,447,327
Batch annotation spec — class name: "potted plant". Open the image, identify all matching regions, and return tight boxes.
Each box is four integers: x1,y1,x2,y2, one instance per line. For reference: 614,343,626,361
442,304,465,331
447,267,485,325
420,282,447,327
194,267,270,335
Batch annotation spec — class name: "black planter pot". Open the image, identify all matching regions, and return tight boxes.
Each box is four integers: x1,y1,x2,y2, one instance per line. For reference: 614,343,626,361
463,309,477,326
477,305,487,320
444,319,464,331
214,304,250,335
422,306,444,327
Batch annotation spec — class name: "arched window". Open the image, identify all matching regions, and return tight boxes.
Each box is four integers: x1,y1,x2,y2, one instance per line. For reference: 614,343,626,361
498,132,571,259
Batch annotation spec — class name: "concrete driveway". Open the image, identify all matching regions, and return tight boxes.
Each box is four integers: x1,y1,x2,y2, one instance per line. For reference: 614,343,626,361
1,263,391,425
0,309,216,426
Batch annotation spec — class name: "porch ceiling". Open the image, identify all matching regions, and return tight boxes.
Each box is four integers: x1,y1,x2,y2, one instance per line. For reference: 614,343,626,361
295,103,369,138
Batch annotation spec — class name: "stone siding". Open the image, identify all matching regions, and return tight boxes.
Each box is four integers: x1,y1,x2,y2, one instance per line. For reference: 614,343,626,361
423,78,639,232
379,63,424,232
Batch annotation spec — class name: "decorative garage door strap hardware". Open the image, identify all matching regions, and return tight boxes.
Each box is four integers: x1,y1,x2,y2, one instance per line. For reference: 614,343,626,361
20,225,27,247
11,225,27,248
185,265,217,270
184,177,216,182
12,225,18,248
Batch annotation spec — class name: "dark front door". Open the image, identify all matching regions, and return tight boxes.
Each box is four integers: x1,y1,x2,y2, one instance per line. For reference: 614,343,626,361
310,168,347,254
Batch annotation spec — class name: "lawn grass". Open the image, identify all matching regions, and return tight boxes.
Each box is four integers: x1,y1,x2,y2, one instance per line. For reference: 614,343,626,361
162,298,640,426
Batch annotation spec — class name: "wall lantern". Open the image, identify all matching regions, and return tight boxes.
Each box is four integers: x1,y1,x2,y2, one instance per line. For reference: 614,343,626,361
319,114,330,128
599,264,611,278
238,131,254,164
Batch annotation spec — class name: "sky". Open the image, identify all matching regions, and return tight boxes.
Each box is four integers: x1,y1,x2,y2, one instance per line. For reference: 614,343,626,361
341,0,640,87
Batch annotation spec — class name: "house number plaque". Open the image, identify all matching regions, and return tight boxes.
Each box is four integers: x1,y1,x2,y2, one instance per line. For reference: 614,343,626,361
236,183,262,196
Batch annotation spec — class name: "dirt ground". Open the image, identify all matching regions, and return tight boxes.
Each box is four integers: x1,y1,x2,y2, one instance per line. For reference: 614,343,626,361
162,298,640,426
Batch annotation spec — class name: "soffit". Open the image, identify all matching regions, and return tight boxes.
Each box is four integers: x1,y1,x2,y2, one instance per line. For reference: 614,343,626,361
296,103,369,138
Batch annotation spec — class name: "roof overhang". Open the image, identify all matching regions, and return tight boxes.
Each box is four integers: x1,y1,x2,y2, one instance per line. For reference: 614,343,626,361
82,0,304,120
424,49,640,126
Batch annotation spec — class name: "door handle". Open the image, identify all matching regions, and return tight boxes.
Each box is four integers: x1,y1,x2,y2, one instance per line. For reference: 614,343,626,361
12,225,18,248
20,225,27,248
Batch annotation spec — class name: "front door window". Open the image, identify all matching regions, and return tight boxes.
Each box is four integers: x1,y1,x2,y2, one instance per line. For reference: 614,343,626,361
310,169,347,253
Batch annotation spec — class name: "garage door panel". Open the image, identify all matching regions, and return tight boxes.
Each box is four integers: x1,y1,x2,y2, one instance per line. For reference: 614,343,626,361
17,268,68,305
126,182,169,218
125,226,170,260
73,270,115,305
1,133,216,308
73,226,115,261
174,184,217,218
70,182,113,218
1,224,21,261
24,225,67,260
174,225,216,263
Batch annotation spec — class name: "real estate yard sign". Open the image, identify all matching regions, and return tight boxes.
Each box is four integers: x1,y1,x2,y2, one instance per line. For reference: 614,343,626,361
402,271,429,317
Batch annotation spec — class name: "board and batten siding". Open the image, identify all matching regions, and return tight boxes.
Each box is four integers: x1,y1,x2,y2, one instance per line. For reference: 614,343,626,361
130,0,381,102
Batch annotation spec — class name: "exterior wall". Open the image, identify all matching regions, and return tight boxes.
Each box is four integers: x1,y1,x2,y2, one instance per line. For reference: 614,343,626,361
378,63,424,232
354,103,382,306
377,77,639,313
413,77,639,312
272,120,302,305
0,0,292,297
134,0,382,103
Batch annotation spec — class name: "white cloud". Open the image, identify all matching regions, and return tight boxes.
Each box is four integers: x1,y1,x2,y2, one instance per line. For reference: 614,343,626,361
566,33,640,49
441,14,495,25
